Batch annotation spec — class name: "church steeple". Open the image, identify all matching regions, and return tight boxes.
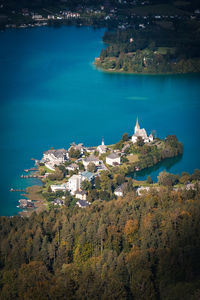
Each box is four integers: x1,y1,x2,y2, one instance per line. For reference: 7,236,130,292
102,138,104,146
136,116,139,128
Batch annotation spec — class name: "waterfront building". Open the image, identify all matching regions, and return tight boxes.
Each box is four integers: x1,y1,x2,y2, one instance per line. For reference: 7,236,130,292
42,148,68,169
97,138,107,154
131,117,154,144
69,143,85,155
32,14,43,20
106,153,121,166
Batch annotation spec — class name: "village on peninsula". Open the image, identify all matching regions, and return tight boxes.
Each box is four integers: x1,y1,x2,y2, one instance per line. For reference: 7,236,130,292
16,117,186,214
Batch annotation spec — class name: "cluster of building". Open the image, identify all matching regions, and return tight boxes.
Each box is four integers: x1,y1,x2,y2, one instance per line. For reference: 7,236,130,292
41,118,154,208
41,137,125,172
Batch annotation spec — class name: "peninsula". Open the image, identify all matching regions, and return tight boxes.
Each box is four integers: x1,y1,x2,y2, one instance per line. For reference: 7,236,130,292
1,121,200,300
1,0,200,74
20,117,184,214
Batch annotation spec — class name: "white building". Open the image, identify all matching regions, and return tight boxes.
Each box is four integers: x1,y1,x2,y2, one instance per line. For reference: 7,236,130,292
66,163,79,171
75,190,87,201
97,138,107,154
42,148,68,169
50,183,68,193
85,147,96,154
83,155,100,168
114,186,123,197
69,143,85,155
68,174,82,194
32,14,43,20
76,200,90,208
106,153,121,166
131,117,153,144
137,186,150,195
67,172,94,195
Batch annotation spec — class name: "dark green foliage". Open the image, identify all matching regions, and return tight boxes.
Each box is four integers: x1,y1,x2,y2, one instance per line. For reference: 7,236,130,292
137,136,145,147
191,169,200,181
69,147,81,159
87,162,97,173
0,181,200,299
81,180,92,191
122,133,129,142
157,171,179,186
134,135,183,171
146,175,153,184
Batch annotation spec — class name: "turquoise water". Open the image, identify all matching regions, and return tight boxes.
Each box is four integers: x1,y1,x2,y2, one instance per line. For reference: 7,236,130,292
0,26,200,216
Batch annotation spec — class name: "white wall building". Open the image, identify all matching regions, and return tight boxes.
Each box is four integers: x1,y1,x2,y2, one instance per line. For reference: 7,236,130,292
68,174,82,194
132,117,153,144
83,155,100,168
50,183,68,193
137,186,150,196
75,190,87,201
42,148,68,169
114,186,123,197
66,163,79,171
106,153,121,166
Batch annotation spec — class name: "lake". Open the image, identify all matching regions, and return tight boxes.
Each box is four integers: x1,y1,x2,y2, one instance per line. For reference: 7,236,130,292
0,25,200,216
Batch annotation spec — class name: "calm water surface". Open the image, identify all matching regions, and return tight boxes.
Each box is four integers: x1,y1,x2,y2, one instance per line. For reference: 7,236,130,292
0,26,200,216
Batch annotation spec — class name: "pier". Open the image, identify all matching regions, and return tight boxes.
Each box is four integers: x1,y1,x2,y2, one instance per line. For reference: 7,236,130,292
20,174,44,179
10,188,26,192
24,167,38,172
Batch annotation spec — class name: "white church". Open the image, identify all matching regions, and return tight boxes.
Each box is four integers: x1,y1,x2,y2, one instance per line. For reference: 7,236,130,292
132,117,154,144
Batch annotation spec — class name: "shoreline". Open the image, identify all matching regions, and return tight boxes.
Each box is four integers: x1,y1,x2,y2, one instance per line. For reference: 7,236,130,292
15,135,183,217
94,62,200,76
18,184,47,217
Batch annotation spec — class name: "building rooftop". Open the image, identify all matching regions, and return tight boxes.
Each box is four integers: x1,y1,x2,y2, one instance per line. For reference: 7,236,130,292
84,155,99,162
81,171,95,181
44,148,68,158
68,163,78,168
115,186,123,193
75,190,87,195
107,153,120,159
76,200,90,208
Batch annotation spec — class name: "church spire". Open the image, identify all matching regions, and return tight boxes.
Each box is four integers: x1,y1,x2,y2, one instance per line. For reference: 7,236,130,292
102,137,104,146
136,116,140,129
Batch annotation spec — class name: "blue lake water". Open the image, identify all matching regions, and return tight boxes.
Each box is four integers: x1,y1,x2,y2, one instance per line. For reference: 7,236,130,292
0,26,200,216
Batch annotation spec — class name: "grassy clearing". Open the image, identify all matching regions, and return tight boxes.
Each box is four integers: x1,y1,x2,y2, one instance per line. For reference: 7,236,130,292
127,154,139,163
19,185,47,217
39,165,54,173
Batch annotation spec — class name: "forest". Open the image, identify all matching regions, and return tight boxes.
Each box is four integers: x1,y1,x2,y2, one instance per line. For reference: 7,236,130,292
96,20,200,74
0,174,200,299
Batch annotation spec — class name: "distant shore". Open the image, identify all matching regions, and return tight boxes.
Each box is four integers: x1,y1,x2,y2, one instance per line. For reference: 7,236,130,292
94,58,200,75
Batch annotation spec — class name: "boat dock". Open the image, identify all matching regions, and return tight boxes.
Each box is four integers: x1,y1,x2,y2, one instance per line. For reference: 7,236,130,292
24,167,38,172
10,188,26,192
18,199,35,209
20,174,44,179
